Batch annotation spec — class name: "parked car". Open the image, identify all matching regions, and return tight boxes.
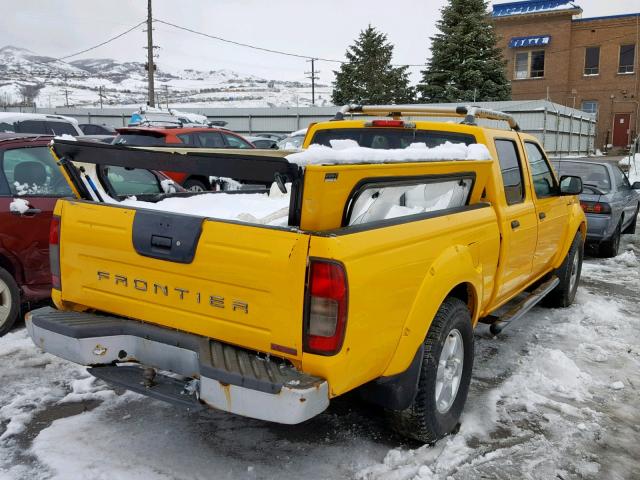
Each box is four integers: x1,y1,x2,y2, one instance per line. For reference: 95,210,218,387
553,159,640,257
277,128,307,150
0,113,83,136
114,127,255,191
27,106,586,443
0,134,183,336
254,132,287,141
245,136,279,149
78,123,117,136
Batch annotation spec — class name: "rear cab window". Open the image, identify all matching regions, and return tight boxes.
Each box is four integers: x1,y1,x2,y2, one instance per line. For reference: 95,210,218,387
310,129,476,149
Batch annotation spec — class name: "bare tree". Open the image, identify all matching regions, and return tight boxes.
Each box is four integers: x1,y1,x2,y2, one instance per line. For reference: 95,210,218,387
18,83,44,105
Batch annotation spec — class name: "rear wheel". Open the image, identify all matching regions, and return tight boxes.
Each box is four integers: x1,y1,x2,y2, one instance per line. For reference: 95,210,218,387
0,267,20,337
544,232,583,308
183,178,208,192
599,221,621,258
388,297,473,443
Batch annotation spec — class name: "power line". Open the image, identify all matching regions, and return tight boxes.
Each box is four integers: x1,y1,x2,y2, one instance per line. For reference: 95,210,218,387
56,20,147,61
153,18,427,68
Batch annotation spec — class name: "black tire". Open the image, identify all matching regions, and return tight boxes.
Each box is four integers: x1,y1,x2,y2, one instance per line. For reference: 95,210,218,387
388,297,473,443
622,204,639,235
0,267,20,337
543,232,583,308
599,221,621,258
183,178,208,192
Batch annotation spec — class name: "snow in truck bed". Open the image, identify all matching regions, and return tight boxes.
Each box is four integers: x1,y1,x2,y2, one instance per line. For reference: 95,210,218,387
117,142,491,225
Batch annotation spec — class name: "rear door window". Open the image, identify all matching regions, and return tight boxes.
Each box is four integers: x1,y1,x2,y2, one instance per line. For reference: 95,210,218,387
176,133,198,147
495,139,525,205
46,121,78,136
1,146,72,196
197,132,225,148
15,120,48,134
346,176,473,226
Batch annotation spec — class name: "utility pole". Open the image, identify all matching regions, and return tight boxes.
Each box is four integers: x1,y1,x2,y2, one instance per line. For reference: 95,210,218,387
305,58,320,106
98,85,106,109
63,88,70,107
145,0,156,107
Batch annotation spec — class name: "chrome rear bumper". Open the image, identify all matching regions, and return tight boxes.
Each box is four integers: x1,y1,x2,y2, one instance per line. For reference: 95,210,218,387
26,307,328,424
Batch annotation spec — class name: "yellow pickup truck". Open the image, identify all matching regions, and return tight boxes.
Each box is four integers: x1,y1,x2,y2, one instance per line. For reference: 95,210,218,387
27,106,586,443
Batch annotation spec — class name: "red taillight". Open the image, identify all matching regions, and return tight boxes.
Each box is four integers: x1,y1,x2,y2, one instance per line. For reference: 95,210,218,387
49,216,61,290
304,259,348,356
580,201,611,214
369,120,405,128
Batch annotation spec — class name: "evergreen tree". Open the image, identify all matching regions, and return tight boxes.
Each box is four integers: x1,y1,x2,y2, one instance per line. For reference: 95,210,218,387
419,0,510,103
332,26,415,105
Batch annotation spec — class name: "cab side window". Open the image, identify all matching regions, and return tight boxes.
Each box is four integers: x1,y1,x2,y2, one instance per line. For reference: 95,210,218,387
495,139,525,205
525,142,558,198
1,147,72,196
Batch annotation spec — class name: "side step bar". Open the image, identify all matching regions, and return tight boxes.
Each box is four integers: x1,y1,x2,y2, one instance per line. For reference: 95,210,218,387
480,276,560,335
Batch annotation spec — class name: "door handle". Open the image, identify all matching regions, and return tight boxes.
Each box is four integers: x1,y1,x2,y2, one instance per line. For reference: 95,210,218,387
539,212,546,220
511,220,520,229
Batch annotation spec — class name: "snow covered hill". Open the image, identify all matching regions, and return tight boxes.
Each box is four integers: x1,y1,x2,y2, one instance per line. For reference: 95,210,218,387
0,45,332,109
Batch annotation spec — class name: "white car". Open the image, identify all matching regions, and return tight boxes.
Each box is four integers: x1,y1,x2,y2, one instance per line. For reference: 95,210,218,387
0,112,83,136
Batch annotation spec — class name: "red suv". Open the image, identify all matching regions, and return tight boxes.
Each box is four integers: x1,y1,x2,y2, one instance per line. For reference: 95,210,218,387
0,134,181,336
0,134,74,335
114,127,255,191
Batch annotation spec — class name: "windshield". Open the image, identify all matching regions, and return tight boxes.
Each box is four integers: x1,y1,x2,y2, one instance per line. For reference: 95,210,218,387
278,135,304,150
553,161,611,193
113,134,166,146
309,128,475,149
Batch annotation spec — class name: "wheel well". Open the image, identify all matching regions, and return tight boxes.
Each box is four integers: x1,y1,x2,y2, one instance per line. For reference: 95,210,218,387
0,254,16,279
184,175,210,187
447,283,476,317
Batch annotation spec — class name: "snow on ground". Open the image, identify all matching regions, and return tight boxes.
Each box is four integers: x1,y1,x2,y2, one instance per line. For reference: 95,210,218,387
0,235,639,479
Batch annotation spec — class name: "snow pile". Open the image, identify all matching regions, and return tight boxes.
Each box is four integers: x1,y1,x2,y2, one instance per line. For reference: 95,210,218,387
119,189,291,226
286,140,491,166
8,198,29,214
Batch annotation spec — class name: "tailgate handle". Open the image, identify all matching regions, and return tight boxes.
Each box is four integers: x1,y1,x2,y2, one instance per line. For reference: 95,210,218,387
151,235,172,250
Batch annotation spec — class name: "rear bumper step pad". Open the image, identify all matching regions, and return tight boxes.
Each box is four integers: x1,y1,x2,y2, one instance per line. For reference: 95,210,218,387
26,307,328,424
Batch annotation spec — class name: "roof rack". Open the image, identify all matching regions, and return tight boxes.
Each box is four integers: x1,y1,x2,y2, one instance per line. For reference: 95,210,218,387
334,104,520,131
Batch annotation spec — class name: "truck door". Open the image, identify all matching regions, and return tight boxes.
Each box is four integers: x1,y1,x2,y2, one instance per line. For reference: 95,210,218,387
494,138,538,301
524,141,569,275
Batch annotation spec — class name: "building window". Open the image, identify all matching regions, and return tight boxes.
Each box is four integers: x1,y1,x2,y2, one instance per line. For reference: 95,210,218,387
584,47,600,75
581,101,598,114
619,44,636,74
514,50,545,79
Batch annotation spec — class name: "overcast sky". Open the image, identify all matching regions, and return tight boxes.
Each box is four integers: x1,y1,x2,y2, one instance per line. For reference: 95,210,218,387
1,0,638,83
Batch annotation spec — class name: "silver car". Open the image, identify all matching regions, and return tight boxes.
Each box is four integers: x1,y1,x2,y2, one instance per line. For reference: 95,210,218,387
553,159,640,257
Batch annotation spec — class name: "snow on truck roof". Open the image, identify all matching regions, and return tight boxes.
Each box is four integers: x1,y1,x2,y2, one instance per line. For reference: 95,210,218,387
285,140,492,166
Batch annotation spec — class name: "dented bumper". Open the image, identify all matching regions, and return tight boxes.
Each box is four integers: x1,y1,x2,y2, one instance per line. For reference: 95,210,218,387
26,307,329,424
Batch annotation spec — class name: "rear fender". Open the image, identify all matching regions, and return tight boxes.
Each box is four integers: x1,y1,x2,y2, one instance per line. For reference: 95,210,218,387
382,244,482,377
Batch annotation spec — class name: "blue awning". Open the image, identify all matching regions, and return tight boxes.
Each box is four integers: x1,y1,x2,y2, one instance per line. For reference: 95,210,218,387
509,35,552,48
493,0,579,17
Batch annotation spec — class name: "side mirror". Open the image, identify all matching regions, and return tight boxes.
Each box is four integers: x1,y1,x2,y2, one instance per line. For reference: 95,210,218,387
632,181,640,190
560,175,583,195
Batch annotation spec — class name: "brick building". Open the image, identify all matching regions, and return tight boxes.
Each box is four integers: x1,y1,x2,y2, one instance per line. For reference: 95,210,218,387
492,0,640,151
